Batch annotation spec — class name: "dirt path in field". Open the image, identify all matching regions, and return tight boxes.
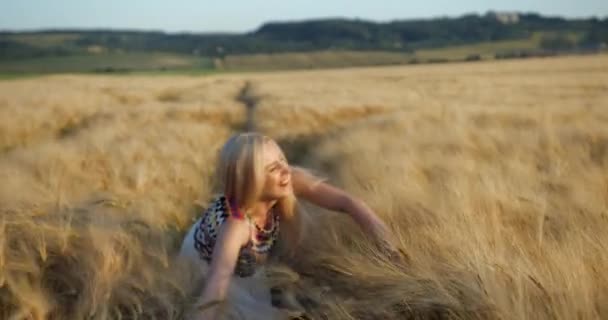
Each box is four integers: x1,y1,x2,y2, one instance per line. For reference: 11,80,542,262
235,80,321,166
236,81,260,132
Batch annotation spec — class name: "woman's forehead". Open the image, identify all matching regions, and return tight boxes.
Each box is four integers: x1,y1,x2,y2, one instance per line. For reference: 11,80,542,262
263,141,284,163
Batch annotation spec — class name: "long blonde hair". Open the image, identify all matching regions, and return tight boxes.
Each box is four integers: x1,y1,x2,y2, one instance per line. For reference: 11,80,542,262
215,132,303,255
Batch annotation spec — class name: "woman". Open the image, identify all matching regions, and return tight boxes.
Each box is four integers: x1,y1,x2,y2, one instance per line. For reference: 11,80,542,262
179,132,399,319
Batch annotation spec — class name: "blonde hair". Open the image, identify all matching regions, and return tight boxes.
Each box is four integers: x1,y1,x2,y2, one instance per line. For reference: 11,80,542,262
215,132,303,255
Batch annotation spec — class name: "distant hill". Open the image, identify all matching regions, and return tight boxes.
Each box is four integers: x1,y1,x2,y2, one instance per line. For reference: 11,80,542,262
0,12,606,73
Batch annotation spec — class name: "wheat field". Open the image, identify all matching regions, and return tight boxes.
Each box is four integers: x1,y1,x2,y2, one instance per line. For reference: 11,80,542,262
1,54,607,319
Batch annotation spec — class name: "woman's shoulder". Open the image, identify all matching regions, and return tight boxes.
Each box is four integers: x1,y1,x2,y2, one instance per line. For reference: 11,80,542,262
199,194,229,223
207,194,250,242
204,193,246,221
291,166,326,196
208,193,228,211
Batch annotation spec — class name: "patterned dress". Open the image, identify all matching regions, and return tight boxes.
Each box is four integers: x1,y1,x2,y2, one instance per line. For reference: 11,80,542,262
192,195,280,277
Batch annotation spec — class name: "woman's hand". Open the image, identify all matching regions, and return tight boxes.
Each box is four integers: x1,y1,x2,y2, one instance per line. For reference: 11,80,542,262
369,219,397,249
367,217,404,261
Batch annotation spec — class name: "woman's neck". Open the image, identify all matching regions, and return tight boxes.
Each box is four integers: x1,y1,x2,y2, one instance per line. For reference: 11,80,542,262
248,199,277,219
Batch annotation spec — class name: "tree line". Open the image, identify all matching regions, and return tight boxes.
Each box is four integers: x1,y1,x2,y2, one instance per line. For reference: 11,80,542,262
1,12,607,60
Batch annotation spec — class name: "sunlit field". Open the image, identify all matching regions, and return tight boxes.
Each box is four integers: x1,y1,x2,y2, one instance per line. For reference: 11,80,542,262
1,54,607,319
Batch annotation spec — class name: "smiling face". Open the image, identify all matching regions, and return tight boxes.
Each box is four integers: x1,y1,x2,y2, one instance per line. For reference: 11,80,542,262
260,140,292,201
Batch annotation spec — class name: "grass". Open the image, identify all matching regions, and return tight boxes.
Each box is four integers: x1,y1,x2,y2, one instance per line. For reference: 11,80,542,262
221,50,415,71
221,32,591,70
220,32,551,70
0,52,213,74
414,35,542,60
412,31,586,61
0,31,593,77
0,54,607,319
5,33,83,48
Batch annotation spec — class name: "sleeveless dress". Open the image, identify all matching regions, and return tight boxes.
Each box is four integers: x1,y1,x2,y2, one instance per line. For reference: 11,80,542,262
179,195,288,319
192,195,280,277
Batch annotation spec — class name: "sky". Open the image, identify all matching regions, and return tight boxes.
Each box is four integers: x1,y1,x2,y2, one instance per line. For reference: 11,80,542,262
1,0,607,33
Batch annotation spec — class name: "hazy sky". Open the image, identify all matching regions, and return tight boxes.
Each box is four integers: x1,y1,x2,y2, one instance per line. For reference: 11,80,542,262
2,0,607,33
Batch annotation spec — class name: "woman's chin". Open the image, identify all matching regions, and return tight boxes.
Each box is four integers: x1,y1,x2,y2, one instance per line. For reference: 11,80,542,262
277,187,293,198
264,185,293,201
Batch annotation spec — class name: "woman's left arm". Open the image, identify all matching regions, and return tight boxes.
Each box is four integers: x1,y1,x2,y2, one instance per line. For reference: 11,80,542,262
292,167,399,253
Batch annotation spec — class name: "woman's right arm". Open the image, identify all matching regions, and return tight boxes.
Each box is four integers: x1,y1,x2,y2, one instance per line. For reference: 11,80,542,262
197,218,249,319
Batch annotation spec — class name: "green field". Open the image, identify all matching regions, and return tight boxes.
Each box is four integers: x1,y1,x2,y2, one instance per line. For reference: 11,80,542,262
221,50,415,70
5,33,82,48
0,31,594,76
415,31,584,60
221,32,588,70
0,52,214,74
415,35,542,60
219,41,538,71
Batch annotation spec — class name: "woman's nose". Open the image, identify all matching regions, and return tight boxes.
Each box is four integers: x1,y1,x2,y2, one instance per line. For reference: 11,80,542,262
280,163,290,175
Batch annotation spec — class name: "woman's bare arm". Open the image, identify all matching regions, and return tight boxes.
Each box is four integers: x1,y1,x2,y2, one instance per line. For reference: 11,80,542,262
197,218,249,319
291,167,398,251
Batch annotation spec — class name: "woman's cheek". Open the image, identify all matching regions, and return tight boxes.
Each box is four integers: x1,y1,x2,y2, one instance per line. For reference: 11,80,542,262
266,173,278,189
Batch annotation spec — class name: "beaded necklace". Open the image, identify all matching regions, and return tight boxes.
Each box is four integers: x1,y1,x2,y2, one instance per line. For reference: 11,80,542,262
227,197,279,249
